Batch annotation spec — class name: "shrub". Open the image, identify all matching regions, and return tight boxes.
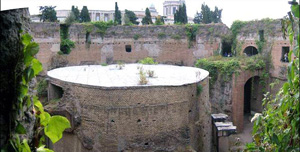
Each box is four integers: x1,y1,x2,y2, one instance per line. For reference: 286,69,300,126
60,39,75,54
139,57,158,65
158,32,166,39
133,34,140,40
171,34,181,40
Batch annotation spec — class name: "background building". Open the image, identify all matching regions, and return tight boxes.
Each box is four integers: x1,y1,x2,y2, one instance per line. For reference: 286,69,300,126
33,5,158,25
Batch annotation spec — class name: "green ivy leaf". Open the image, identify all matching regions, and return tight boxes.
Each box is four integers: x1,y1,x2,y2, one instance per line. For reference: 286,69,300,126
37,145,54,152
32,58,43,76
16,122,27,134
25,42,39,57
33,96,44,113
45,116,70,144
291,4,299,18
21,139,31,152
21,34,32,46
40,112,51,127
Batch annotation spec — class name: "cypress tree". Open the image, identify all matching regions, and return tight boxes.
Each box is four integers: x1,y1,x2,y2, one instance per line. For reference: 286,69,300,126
142,8,153,25
71,6,80,22
80,6,91,23
114,2,122,25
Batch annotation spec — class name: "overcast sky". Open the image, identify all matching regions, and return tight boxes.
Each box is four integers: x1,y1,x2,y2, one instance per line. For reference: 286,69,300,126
1,0,291,27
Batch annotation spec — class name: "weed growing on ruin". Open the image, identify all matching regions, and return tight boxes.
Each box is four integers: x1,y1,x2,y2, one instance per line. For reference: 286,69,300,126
116,61,125,69
171,34,181,40
60,24,75,54
139,57,158,64
197,84,203,96
133,34,140,40
92,21,114,39
195,57,240,87
138,67,148,85
230,20,247,55
185,24,199,48
146,70,155,77
158,32,166,39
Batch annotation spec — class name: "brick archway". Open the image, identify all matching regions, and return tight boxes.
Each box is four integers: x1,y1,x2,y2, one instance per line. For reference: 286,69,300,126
232,70,262,132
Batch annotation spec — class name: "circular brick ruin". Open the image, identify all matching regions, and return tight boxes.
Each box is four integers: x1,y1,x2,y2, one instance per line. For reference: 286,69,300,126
47,64,211,152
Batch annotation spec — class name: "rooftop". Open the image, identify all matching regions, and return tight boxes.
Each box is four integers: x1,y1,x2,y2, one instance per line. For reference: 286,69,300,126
47,64,209,88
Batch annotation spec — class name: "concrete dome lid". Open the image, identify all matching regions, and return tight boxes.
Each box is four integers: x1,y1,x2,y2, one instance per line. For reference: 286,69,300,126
47,64,209,88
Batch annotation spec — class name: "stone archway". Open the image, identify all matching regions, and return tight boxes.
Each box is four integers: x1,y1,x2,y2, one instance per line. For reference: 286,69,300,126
232,70,263,132
243,46,258,56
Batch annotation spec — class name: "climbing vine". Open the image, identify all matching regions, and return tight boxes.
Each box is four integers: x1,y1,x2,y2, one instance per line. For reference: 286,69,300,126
246,1,299,151
60,24,75,54
185,24,199,48
9,33,70,152
195,55,266,88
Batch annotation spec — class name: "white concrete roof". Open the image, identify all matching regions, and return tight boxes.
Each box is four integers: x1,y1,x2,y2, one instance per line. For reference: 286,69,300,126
47,64,209,87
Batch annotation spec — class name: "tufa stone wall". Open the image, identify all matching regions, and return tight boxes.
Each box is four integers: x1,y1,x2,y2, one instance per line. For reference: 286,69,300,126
30,23,229,73
0,8,34,149
47,76,211,152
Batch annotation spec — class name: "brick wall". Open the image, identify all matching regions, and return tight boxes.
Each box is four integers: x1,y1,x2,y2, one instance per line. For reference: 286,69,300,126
49,76,211,151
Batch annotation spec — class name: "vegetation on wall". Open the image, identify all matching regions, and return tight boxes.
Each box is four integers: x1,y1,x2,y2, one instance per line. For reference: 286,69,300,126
8,33,70,151
139,57,158,64
195,55,266,87
246,1,299,151
185,24,199,48
83,21,114,39
59,24,75,54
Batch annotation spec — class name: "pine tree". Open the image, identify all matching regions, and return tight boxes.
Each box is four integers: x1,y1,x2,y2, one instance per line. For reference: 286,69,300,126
142,8,153,25
39,6,57,22
124,9,139,25
71,6,80,22
80,6,91,23
114,2,122,25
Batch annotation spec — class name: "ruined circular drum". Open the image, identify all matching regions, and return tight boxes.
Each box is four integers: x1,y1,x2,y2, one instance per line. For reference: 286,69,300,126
47,64,211,152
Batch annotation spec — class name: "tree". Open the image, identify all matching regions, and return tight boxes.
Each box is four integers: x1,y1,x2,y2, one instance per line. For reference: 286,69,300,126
193,3,223,24
39,6,57,22
142,8,153,25
65,12,76,25
193,11,202,24
124,9,139,25
71,6,80,22
114,2,122,25
246,1,299,151
155,15,164,25
174,3,187,24
80,6,91,23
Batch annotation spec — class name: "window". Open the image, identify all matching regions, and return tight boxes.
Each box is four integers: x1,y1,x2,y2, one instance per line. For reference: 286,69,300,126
96,13,100,21
173,7,176,14
166,8,168,15
104,14,109,22
125,45,131,52
281,47,290,62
